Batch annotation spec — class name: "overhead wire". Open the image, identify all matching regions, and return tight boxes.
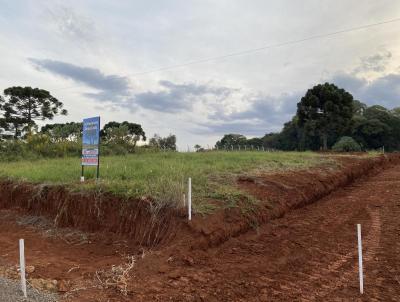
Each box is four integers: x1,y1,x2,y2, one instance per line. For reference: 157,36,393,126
50,17,400,91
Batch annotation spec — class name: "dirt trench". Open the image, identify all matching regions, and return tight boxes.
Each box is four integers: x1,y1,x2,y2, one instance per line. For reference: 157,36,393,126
187,154,400,248
0,154,399,301
130,156,400,301
0,154,399,253
0,182,182,247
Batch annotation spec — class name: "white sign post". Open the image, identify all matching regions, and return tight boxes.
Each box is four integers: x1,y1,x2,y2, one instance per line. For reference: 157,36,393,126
19,239,27,298
357,224,364,294
188,178,192,221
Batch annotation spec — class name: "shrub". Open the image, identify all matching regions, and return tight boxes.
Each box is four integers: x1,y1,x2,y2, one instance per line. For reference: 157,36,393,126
0,139,27,160
332,136,362,152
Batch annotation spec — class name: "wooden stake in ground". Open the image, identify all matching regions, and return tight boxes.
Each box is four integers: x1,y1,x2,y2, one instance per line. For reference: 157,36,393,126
357,224,364,294
19,239,27,298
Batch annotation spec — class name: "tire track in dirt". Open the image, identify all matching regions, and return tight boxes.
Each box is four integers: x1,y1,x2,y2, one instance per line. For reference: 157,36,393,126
127,163,400,301
1,160,400,301
259,181,387,301
313,207,382,300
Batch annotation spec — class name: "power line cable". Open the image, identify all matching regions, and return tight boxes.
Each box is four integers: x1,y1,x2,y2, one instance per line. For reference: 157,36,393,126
52,16,400,91
127,17,400,76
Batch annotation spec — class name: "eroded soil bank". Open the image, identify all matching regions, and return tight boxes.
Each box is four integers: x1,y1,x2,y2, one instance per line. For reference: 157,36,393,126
129,154,400,301
188,153,400,248
0,182,181,247
0,154,399,251
0,154,399,300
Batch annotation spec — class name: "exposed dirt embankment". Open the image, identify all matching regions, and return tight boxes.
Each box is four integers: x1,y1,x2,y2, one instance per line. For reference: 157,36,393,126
188,153,400,249
0,154,399,251
0,183,181,247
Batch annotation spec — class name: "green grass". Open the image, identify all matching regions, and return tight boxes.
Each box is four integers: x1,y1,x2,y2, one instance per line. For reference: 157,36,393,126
0,151,334,213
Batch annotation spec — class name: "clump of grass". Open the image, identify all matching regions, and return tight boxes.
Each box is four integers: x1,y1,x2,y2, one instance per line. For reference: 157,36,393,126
0,151,337,213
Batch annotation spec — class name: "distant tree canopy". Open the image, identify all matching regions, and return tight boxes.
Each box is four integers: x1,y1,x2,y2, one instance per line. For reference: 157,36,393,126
0,86,67,138
101,121,146,148
215,134,247,149
41,122,82,142
149,134,177,150
297,83,354,150
0,86,184,159
216,82,400,152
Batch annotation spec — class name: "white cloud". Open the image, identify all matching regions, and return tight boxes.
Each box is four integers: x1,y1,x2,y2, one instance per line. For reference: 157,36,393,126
0,1,400,148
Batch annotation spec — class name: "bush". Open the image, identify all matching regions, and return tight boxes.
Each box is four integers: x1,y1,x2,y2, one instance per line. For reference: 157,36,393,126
0,140,26,161
332,136,362,152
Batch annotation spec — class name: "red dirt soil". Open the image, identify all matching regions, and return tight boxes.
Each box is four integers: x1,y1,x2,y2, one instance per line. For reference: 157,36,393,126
0,154,399,301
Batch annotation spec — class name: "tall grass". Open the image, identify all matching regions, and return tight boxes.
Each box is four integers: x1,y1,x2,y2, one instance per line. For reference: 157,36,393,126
0,151,332,212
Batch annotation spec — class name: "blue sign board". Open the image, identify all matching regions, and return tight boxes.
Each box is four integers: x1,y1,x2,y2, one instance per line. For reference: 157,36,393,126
82,117,100,166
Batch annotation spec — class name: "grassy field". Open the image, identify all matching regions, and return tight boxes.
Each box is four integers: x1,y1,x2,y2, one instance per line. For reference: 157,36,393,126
0,151,334,213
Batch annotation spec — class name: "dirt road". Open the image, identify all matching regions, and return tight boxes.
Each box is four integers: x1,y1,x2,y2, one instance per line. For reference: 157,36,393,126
0,162,399,301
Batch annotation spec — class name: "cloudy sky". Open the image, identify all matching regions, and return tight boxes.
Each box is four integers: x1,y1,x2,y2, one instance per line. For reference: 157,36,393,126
0,1,399,149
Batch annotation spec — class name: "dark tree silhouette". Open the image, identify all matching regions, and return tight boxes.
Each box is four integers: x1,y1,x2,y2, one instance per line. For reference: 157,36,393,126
1,86,67,138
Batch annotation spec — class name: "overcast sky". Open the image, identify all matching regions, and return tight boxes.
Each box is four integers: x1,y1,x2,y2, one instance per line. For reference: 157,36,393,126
0,1,399,149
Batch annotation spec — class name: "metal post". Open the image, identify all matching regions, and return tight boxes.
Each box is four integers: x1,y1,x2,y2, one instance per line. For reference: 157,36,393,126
96,116,101,180
81,165,84,182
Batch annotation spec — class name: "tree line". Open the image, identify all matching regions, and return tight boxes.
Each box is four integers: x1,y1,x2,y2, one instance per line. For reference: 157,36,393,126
0,86,176,160
216,83,400,152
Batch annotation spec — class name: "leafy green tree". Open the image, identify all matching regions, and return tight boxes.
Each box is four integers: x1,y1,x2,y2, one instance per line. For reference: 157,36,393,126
353,100,367,116
104,125,129,144
362,105,400,150
297,83,354,150
215,134,247,149
101,121,146,148
41,122,82,142
352,118,390,149
391,107,400,117
149,134,177,150
261,117,319,151
262,132,280,149
247,137,263,148
0,117,10,139
1,86,67,138
364,105,392,123
277,119,301,150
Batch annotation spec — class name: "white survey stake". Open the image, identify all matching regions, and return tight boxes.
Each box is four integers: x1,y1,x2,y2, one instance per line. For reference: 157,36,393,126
19,239,27,298
357,224,364,294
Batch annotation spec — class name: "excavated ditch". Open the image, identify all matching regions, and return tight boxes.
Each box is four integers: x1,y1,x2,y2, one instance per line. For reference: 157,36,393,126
0,154,398,250
0,184,180,247
187,153,400,248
